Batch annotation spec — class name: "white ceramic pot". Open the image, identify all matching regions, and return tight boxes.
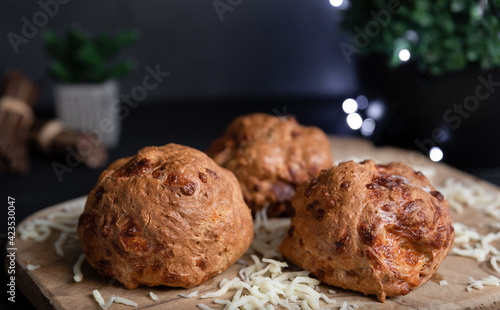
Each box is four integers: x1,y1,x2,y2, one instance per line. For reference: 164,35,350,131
54,80,120,148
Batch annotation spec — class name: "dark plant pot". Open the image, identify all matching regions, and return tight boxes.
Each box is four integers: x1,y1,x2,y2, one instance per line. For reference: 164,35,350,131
357,54,500,181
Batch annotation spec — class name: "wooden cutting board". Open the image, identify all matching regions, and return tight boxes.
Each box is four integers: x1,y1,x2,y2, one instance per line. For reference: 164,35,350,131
14,137,500,310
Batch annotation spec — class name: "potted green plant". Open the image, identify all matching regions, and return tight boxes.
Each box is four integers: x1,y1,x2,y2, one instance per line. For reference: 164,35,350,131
44,26,138,148
340,0,500,74
338,0,500,171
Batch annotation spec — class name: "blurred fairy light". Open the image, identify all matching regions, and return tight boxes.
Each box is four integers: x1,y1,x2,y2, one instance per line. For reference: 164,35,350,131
355,95,369,110
361,118,376,136
404,30,419,44
398,49,411,62
366,100,385,120
472,4,485,18
346,113,363,130
329,0,350,9
429,146,444,162
342,95,381,134
329,0,343,7
342,98,358,114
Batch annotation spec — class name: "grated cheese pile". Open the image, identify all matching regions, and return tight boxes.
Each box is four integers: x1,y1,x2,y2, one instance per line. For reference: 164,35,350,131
190,208,345,309
19,198,89,282
439,177,500,217
467,276,500,292
439,178,500,275
438,177,500,293
197,255,337,310
452,222,500,263
19,198,85,255
249,208,291,259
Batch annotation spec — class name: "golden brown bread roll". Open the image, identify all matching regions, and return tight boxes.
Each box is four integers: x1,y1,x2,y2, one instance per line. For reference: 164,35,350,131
206,113,333,216
279,160,454,302
78,143,253,289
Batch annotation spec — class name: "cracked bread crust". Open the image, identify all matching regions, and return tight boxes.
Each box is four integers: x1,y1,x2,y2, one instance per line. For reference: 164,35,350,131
77,143,253,289
206,113,333,216
279,160,454,302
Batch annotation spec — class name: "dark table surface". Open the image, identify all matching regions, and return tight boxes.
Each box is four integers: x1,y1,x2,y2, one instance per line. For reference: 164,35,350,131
2,98,499,309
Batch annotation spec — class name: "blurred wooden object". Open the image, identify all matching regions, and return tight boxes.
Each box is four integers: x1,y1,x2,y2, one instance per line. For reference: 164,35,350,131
0,70,39,173
29,119,108,168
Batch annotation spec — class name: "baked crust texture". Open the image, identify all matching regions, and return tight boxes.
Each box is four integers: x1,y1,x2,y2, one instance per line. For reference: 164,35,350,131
78,143,253,289
206,113,333,216
280,160,454,301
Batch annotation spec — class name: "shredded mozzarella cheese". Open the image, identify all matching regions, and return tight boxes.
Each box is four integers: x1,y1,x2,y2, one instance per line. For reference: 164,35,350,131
492,256,500,272
201,255,336,309
54,231,68,256
27,264,40,271
214,299,231,305
198,304,215,310
439,177,500,217
114,296,138,307
19,198,84,240
451,223,500,262
339,301,348,310
250,208,290,259
319,293,336,304
150,291,159,301
467,276,500,292
440,178,500,276
196,208,349,309
19,197,85,257
93,290,105,307
73,253,86,282
452,219,500,276
103,295,115,310
201,278,240,298
179,291,199,298
439,280,448,286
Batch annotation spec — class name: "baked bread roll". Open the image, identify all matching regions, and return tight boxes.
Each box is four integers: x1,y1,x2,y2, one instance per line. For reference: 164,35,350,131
206,113,333,216
279,160,454,302
78,144,253,289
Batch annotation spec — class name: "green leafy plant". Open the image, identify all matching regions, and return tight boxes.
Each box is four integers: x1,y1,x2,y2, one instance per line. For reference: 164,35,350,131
44,26,139,83
341,0,500,75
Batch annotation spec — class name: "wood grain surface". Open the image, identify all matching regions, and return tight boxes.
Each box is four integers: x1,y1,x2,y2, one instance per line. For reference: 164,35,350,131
13,136,500,309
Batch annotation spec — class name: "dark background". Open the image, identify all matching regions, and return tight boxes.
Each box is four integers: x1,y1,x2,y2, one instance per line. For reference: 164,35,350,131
0,0,357,106
1,1,499,309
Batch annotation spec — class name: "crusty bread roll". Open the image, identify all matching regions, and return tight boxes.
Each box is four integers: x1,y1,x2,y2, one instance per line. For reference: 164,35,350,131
206,113,333,216
78,143,253,289
280,160,454,302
